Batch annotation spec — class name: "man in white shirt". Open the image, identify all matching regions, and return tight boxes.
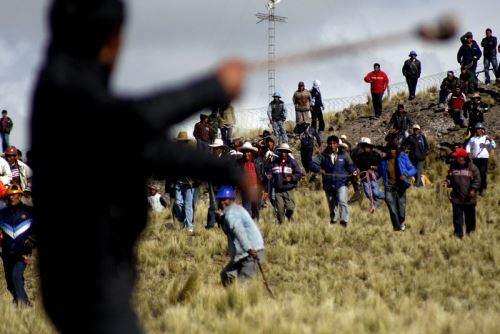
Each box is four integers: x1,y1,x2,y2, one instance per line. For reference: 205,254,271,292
465,123,496,195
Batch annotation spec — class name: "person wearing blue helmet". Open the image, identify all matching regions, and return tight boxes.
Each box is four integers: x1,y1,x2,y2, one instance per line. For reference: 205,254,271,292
216,186,265,286
402,50,421,100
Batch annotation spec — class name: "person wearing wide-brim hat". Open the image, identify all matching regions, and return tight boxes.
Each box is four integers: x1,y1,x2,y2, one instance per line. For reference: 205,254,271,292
237,142,265,221
465,123,496,196
176,131,192,142
206,138,230,229
269,143,302,224
463,92,489,136
402,50,421,100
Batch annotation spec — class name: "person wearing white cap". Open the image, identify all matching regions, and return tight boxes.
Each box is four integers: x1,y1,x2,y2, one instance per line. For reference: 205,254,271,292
465,123,496,195
267,92,288,144
403,124,429,187
269,143,302,224
147,185,167,212
354,137,385,209
206,139,229,229
310,80,325,132
237,142,265,221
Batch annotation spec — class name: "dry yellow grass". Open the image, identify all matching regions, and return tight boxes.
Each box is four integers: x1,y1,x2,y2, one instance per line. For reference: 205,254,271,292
1,155,499,333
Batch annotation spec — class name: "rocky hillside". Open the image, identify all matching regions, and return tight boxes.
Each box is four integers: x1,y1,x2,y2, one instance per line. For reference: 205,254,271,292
305,83,500,155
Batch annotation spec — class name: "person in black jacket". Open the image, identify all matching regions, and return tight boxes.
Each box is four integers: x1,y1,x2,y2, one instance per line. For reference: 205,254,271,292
457,32,482,82
310,79,325,132
0,184,35,306
31,1,245,333
481,28,498,84
439,71,460,106
402,50,421,100
387,104,413,141
403,124,429,187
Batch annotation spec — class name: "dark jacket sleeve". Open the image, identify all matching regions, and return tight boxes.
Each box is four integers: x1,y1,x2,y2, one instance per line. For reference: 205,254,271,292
144,140,243,187
470,164,481,190
130,75,230,133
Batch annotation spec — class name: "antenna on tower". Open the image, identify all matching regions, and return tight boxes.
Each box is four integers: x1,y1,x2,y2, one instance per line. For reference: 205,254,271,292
255,0,287,101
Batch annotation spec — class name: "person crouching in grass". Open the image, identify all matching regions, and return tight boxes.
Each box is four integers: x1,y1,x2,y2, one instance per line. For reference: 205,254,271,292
216,185,265,286
442,148,481,239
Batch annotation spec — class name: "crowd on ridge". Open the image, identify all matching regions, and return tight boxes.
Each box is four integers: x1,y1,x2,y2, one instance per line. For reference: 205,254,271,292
0,4,499,332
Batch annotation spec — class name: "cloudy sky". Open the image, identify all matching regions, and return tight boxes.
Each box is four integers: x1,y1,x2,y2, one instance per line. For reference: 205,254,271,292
0,0,499,150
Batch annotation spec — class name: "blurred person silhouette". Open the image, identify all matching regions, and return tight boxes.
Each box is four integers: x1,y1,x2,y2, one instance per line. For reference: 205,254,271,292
31,1,245,333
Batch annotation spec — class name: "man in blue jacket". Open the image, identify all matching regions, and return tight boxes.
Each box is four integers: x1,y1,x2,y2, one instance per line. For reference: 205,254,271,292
217,186,265,286
378,143,417,231
311,135,357,226
0,184,35,306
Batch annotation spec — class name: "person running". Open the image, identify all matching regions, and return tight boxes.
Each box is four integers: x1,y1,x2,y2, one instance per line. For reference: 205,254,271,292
442,148,481,239
310,79,325,132
0,184,35,306
353,137,385,210
267,92,288,144
293,81,312,125
481,28,498,85
31,2,245,332
378,143,417,232
402,50,421,100
364,63,389,118
237,142,265,222
311,135,357,226
465,123,496,196
269,143,302,224
216,186,265,286
403,125,429,188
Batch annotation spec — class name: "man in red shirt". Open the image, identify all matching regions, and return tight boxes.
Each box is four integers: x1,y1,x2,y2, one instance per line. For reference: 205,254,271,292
364,63,389,118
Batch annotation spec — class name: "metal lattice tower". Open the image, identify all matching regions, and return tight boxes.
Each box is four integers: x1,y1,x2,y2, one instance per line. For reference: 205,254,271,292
256,1,287,101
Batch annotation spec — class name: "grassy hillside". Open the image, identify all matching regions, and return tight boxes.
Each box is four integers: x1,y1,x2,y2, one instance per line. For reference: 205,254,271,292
1,153,499,333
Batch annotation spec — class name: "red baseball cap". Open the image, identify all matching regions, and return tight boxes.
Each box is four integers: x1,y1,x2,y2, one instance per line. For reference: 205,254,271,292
451,148,468,158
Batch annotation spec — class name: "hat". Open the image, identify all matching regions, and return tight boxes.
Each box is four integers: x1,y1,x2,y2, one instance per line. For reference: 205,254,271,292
313,79,321,88
409,50,417,57
465,32,473,38
451,148,468,158
4,146,17,156
148,185,159,191
340,134,347,140
6,184,23,196
239,141,258,152
176,131,191,141
272,92,281,98
209,138,225,148
276,143,292,153
474,122,485,130
397,103,405,110
229,149,244,156
412,124,421,130
298,81,305,87
359,137,373,146
217,185,236,200
471,93,481,99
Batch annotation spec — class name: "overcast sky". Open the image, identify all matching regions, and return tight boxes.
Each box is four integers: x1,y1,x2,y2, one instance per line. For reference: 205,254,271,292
0,0,499,150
